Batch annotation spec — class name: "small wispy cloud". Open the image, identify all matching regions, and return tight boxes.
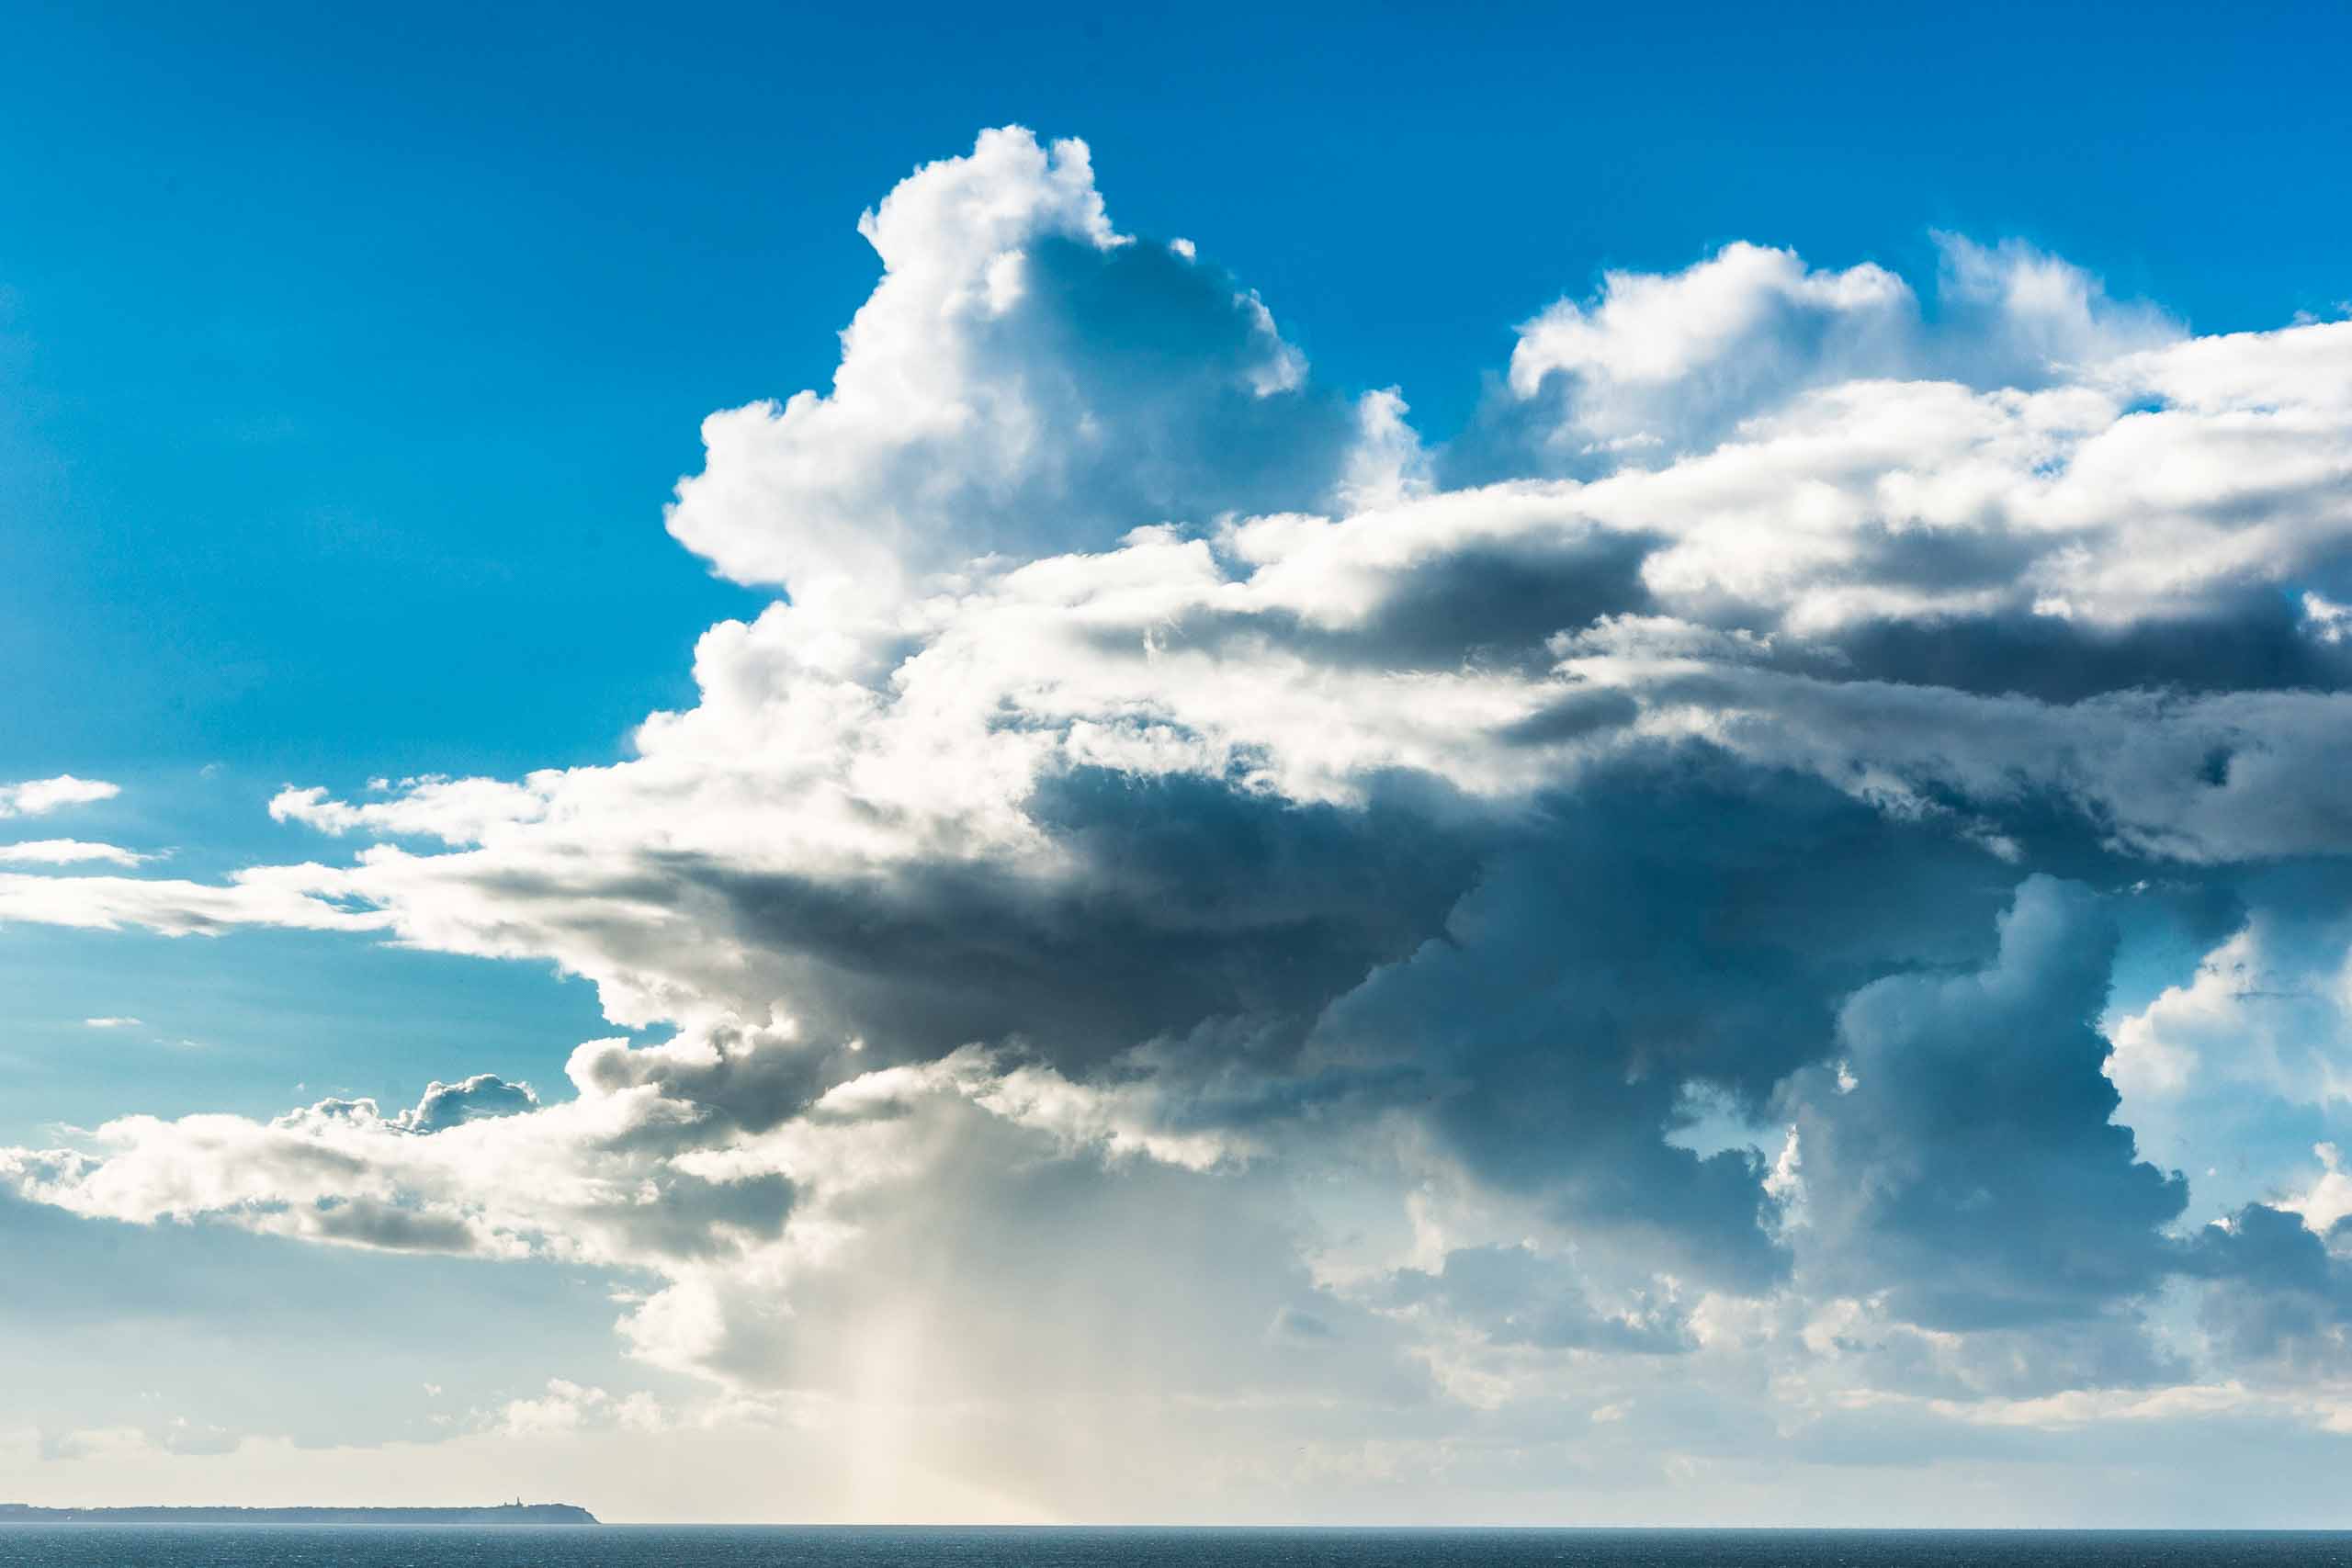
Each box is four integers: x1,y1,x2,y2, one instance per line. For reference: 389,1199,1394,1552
84,1017,143,1030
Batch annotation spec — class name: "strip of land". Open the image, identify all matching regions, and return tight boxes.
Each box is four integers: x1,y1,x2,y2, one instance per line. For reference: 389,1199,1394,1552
0,1503,598,1525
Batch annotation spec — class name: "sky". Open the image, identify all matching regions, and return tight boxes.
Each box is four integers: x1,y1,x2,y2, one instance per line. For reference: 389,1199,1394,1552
5,0,2352,1527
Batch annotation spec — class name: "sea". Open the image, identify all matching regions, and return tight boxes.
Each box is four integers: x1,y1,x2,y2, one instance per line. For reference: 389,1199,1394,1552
0,1529,2348,1568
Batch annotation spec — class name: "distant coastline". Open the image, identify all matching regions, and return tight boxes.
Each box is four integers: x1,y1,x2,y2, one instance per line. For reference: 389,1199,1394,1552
0,1502,598,1526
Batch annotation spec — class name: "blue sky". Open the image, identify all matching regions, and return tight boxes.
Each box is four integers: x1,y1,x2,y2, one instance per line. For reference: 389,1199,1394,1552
6,0,2352,1525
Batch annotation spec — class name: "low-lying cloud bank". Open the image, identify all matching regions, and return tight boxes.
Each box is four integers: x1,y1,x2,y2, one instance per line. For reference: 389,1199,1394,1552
8,127,2352,1506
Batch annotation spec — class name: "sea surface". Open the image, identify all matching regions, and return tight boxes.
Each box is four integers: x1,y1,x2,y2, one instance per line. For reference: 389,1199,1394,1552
1,1529,2349,1568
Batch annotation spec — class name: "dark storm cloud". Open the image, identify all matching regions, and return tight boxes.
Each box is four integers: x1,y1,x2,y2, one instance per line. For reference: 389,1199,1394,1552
396,1074,540,1134
1791,876,2189,1329
306,1195,492,1253
1308,757,2025,1292
2192,1204,2352,1372
1831,593,2352,703
1076,526,1662,677
673,768,1485,1071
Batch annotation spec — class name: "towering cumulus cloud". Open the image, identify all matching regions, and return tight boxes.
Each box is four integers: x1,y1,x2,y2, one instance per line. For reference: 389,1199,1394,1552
9,127,2352,1513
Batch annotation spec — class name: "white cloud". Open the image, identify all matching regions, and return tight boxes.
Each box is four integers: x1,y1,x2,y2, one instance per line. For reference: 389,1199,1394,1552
270,776,550,844
1335,388,1433,513
0,865,382,936
658,126,1340,665
82,1017,141,1030
1932,232,2180,377
2279,1144,2352,1235
663,129,1121,605
1500,234,2180,472
0,840,153,867
2306,591,2352,644
2106,922,2352,1108
492,1379,667,1438
0,775,119,818
1509,241,1916,457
